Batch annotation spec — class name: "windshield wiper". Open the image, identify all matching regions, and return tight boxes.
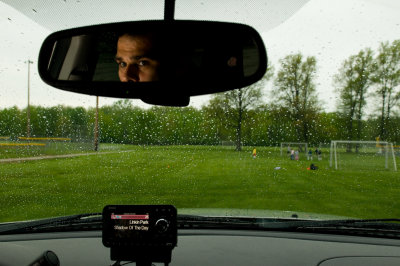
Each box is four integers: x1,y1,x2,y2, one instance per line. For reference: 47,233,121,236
177,215,400,238
1,214,399,238
291,218,400,238
178,216,400,230
0,213,102,235
0,214,266,234
294,218,400,229
177,215,265,229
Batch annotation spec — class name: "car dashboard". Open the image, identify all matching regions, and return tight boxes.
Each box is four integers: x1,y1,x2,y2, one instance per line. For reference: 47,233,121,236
1,229,400,265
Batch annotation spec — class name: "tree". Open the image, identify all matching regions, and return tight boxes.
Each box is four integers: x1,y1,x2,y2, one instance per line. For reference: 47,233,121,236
0,107,24,139
372,40,400,140
273,53,319,143
205,86,261,151
249,104,296,146
334,48,375,151
204,68,273,151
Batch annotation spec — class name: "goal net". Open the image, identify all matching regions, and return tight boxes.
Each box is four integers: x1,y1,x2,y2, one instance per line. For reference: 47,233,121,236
329,140,397,171
280,142,308,156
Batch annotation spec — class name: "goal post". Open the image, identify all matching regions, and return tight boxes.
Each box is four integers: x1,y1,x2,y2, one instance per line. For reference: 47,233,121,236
329,140,397,171
280,142,308,156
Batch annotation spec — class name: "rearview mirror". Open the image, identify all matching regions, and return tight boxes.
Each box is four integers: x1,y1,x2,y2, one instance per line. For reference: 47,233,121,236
38,20,267,106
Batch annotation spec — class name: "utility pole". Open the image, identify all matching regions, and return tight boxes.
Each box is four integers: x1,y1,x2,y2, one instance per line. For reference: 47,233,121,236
26,60,33,138
94,96,99,151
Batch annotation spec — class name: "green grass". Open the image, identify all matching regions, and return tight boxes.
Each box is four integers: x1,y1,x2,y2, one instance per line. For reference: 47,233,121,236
0,145,399,222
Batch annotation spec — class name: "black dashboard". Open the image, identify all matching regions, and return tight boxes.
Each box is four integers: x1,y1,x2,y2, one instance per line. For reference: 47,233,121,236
1,230,400,265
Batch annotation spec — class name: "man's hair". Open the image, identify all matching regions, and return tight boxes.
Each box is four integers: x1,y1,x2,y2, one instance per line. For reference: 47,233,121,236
117,31,163,60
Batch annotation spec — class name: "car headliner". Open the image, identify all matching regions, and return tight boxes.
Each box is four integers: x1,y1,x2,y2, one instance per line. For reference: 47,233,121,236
1,0,310,32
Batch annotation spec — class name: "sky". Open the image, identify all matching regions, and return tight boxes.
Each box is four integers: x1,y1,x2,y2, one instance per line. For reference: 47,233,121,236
0,0,399,112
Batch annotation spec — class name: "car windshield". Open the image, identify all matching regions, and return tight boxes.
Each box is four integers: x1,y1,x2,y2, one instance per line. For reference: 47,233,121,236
0,0,399,225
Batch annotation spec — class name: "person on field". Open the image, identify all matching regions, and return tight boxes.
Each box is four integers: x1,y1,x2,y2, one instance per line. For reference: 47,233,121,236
307,149,313,160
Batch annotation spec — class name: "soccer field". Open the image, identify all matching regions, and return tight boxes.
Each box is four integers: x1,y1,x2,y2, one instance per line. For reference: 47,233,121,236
0,145,399,222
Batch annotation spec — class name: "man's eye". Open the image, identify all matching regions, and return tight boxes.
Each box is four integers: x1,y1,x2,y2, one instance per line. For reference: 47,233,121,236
118,62,127,68
138,60,149,66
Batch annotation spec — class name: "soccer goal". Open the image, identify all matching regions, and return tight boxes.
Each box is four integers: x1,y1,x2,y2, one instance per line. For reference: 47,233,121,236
329,140,397,171
280,142,308,156
220,141,235,147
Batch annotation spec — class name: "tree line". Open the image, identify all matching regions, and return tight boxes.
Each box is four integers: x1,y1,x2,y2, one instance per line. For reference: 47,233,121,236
0,40,399,150
0,101,398,149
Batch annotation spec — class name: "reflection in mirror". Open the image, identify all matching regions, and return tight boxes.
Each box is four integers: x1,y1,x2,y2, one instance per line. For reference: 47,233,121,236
45,27,263,84
38,21,267,103
115,32,162,82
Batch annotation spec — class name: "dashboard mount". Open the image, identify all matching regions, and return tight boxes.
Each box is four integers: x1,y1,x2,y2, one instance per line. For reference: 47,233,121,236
102,205,177,265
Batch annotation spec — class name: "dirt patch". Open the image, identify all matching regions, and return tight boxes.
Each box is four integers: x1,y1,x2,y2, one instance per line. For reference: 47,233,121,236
0,150,131,164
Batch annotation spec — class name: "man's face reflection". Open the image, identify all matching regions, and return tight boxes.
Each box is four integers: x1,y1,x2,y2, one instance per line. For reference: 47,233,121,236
115,34,161,82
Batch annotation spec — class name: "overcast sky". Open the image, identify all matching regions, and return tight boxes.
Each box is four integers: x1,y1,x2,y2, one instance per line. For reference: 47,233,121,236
1,0,399,112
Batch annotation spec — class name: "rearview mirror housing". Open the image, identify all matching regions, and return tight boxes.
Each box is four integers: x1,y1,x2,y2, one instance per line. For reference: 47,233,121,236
38,20,267,106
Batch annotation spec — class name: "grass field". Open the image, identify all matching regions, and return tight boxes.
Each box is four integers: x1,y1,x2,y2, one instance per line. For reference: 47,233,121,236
1,145,399,222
